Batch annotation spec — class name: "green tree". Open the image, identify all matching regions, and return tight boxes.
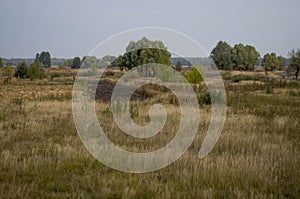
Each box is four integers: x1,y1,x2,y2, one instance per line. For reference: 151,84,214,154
3,64,13,84
115,37,172,71
101,55,116,68
262,53,279,75
231,44,259,71
125,37,166,52
184,64,204,92
175,61,182,71
5,64,14,77
28,62,45,80
231,44,247,70
111,55,125,71
14,62,28,78
0,57,4,68
59,59,73,68
71,57,81,68
245,45,260,71
210,41,232,70
184,65,204,84
289,49,300,80
36,51,51,67
81,56,101,68
277,56,286,71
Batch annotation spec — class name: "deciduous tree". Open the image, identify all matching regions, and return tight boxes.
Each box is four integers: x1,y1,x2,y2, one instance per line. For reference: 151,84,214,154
0,57,4,68
277,56,286,71
71,57,81,68
35,51,51,67
262,53,279,75
28,61,45,80
289,49,300,80
175,61,182,71
231,44,259,71
115,37,172,72
210,41,232,70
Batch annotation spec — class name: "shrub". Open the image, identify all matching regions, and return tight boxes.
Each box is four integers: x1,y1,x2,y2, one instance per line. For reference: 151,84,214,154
28,62,45,80
5,65,14,77
185,65,204,84
198,92,211,105
104,71,114,77
14,62,28,78
231,75,260,83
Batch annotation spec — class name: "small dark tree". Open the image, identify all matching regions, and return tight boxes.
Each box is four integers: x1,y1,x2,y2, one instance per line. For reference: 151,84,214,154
14,62,28,78
72,57,81,68
0,57,4,68
289,49,300,80
175,61,182,71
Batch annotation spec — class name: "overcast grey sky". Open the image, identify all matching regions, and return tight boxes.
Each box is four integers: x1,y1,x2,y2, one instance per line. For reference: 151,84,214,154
0,0,299,58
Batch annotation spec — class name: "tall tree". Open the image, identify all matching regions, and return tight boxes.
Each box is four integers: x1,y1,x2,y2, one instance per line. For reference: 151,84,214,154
0,57,4,68
231,43,259,71
277,56,286,71
231,44,247,71
262,53,279,75
210,41,232,70
35,51,51,67
245,45,260,71
114,37,172,72
289,49,300,80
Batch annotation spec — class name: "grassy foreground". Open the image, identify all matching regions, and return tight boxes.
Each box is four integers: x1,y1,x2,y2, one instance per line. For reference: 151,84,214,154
0,71,299,198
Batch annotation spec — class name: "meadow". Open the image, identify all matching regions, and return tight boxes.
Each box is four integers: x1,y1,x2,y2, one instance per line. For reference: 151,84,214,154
0,69,299,198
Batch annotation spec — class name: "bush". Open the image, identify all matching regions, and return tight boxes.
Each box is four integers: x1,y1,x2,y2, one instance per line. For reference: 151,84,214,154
14,62,28,78
104,71,114,77
231,75,260,83
198,92,211,105
5,65,14,77
28,62,45,80
185,65,204,84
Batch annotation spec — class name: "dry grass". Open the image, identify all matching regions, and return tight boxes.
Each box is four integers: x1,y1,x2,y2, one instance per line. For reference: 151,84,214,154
0,71,299,198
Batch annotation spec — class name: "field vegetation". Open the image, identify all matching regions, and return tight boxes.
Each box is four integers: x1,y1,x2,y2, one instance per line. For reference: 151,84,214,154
0,68,299,198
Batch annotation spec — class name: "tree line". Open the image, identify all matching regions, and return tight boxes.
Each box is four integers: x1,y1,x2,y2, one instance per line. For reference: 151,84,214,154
210,41,300,79
1,38,300,81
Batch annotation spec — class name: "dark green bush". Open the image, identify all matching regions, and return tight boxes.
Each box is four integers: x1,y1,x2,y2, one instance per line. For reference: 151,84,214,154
198,92,211,105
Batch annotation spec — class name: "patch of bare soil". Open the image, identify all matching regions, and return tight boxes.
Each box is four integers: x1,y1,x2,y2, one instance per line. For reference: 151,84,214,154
95,80,146,102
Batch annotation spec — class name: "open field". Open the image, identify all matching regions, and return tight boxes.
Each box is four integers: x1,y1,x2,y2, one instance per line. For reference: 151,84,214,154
0,69,299,198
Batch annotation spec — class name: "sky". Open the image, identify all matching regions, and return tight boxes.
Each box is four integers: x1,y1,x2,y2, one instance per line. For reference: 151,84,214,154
0,0,299,58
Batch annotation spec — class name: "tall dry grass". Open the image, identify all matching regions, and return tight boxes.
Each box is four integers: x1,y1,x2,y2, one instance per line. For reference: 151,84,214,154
0,76,299,198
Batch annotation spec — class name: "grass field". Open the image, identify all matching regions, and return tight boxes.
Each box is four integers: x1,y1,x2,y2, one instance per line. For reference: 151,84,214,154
0,70,299,198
